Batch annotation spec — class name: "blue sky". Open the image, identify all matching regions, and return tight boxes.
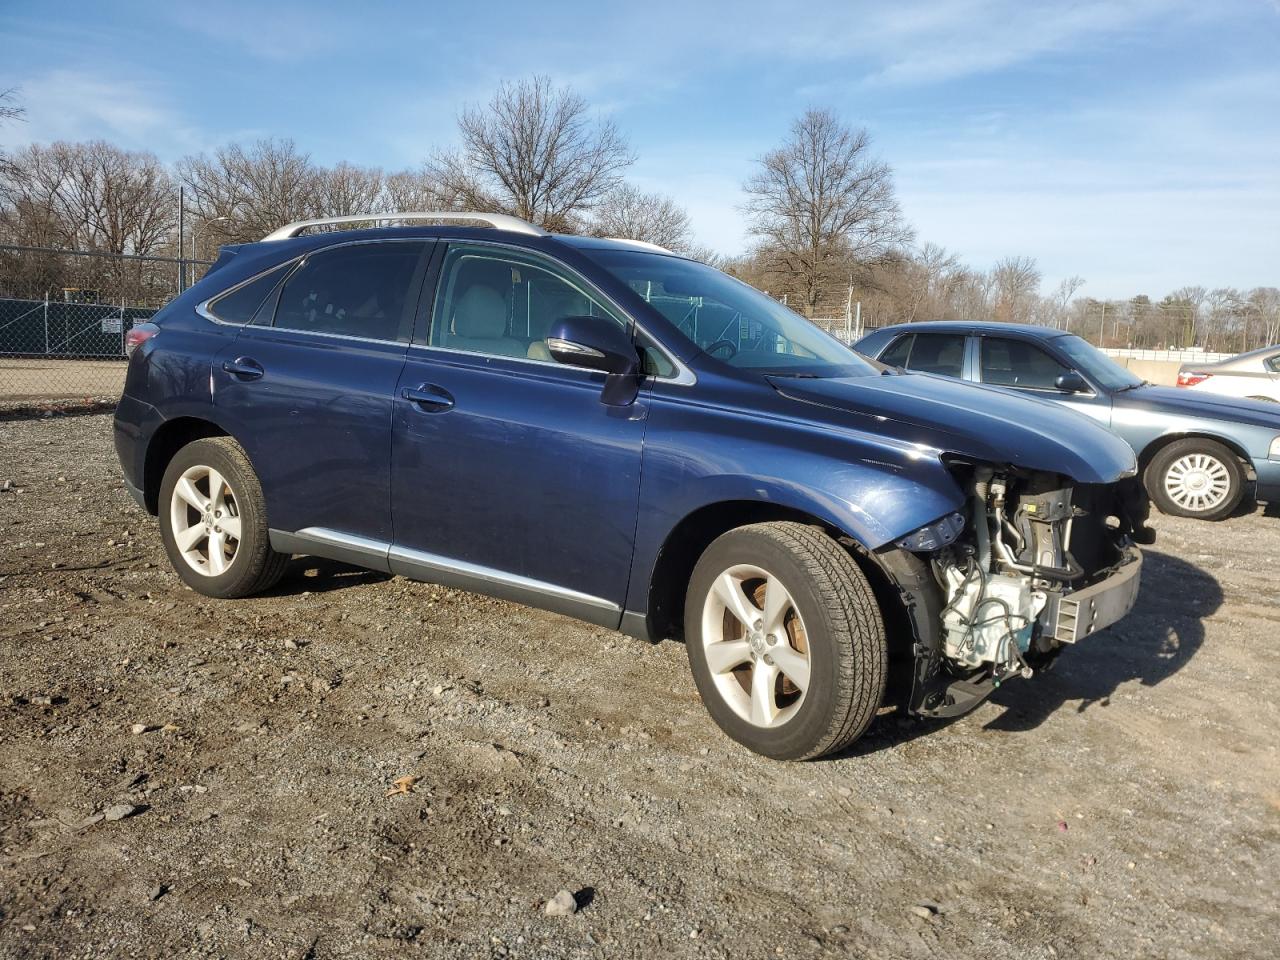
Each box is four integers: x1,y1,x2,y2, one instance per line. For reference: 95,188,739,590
1,0,1278,298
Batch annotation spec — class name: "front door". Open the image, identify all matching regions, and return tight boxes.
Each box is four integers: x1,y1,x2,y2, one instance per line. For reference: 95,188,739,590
389,241,649,625
212,240,433,549
975,334,1113,425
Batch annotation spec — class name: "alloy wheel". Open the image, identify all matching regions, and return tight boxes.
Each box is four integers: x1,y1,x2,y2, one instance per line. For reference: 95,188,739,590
700,563,811,728
168,464,242,576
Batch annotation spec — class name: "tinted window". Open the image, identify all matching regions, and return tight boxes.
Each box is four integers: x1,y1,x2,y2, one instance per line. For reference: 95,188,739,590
853,327,896,359
431,244,626,362
584,249,876,378
905,333,966,377
1266,354,1280,374
207,262,293,324
879,334,913,367
981,337,1071,389
271,242,428,341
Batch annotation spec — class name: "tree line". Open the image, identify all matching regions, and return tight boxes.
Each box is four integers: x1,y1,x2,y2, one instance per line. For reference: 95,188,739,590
0,79,1275,351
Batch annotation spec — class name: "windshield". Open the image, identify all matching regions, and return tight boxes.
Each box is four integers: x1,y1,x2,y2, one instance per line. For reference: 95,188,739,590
1056,334,1143,390
585,249,877,378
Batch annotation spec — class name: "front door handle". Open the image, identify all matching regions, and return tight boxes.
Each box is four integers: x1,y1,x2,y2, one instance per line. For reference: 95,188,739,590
401,383,454,411
222,357,265,381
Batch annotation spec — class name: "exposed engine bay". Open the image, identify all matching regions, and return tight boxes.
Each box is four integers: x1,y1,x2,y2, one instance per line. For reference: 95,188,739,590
896,462,1150,717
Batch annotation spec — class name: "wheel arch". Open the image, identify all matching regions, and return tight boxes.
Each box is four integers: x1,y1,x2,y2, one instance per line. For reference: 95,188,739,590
1138,431,1255,477
142,416,232,514
640,500,916,654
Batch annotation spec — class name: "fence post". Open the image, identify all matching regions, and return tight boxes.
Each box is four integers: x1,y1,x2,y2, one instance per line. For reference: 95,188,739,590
43,294,49,356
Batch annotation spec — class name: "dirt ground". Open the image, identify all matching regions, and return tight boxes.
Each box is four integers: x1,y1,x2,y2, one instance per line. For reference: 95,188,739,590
1,414,1277,959
0,359,125,404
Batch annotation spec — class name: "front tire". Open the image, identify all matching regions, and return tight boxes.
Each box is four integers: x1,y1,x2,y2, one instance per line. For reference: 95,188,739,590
684,522,887,760
158,437,289,598
1145,438,1245,521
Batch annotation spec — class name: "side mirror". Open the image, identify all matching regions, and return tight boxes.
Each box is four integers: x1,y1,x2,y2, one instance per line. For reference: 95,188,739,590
1055,371,1090,394
546,315,642,406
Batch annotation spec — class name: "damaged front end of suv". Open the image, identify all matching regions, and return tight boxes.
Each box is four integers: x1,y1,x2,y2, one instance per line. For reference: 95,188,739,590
882,461,1150,719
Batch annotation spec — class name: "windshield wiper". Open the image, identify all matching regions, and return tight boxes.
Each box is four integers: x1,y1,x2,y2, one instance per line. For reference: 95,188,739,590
1114,380,1149,393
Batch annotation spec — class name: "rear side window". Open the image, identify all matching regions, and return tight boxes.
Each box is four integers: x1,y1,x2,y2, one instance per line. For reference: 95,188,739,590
905,333,966,377
1267,354,1280,374
981,337,1071,389
206,262,293,325
270,242,429,342
879,334,913,367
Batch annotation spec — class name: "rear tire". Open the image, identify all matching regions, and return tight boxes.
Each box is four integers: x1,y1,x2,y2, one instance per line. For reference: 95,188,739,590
684,522,887,760
1145,438,1245,521
158,437,289,598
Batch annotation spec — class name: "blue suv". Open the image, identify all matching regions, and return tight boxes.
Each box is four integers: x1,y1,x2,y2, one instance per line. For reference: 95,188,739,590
115,213,1150,759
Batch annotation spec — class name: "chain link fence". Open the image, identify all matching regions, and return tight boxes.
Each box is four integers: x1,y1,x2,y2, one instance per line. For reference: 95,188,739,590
0,246,212,411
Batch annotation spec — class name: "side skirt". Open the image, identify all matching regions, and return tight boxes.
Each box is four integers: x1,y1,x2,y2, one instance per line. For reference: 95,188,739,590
269,527,623,631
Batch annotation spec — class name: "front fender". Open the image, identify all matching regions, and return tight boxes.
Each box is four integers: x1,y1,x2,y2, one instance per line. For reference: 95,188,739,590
624,384,967,620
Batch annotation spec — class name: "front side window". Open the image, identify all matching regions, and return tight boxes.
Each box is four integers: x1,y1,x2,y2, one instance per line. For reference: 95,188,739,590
1266,353,1280,374
270,242,429,342
430,244,627,362
583,249,876,378
980,337,1071,389
904,333,966,377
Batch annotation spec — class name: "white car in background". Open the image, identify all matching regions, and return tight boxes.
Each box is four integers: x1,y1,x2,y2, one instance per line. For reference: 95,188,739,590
1178,345,1280,403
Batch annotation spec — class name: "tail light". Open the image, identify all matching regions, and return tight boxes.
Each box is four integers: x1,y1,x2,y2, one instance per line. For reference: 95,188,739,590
1177,371,1211,388
124,322,159,358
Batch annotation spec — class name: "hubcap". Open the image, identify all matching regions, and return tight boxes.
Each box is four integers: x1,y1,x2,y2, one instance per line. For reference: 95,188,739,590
1164,453,1231,513
169,464,241,576
700,564,810,728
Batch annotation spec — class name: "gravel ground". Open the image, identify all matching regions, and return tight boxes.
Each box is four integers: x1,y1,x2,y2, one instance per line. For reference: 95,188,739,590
1,414,1277,959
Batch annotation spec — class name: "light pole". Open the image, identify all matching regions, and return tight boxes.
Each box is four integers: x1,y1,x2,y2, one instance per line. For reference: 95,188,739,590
189,216,229,287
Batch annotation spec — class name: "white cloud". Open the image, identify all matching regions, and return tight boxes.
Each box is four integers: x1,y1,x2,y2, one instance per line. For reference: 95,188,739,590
9,69,203,156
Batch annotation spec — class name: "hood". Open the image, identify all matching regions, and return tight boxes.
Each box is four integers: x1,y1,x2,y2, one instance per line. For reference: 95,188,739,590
769,372,1137,484
1120,384,1280,429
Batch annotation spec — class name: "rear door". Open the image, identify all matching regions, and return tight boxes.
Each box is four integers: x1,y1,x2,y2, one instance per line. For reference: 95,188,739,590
212,239,433,550
388,240,649,625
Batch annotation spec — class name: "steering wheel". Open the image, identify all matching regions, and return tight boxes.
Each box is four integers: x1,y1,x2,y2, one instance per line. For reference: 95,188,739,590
705,339,738,359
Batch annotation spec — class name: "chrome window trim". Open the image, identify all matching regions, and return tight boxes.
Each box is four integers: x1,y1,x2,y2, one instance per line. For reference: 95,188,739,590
197,237,431,344
197,257,302,327
425,237,696,386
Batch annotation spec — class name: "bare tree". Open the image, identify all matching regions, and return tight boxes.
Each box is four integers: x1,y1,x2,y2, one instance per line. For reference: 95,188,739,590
590,184,692,251
315,161,385,217
0,87,25,179
990,255,1042,325
1047,275,1085,329
178,138,319,246
742,109,911,316
382,168,448,211
0,140,174,254
427,76,634,232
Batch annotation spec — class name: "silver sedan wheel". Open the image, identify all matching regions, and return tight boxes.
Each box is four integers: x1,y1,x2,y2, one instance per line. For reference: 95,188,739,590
168,464,242,576
1163,452,1232,513
700,563,811,728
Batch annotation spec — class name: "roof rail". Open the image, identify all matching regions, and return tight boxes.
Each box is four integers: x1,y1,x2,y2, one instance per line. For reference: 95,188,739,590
604,237,673,254
261,211,547,242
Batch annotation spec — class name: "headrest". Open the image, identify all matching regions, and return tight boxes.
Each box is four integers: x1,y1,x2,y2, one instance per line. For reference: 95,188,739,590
452,285,507,339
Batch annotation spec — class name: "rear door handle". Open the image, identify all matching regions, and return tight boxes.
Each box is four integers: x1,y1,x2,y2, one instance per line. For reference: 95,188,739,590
222,357,265,381
401,383,454,411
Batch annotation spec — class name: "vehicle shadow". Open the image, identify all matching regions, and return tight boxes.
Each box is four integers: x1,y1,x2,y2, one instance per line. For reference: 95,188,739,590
835,548,1220,756
265,556,392,596
981,548,1220,732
